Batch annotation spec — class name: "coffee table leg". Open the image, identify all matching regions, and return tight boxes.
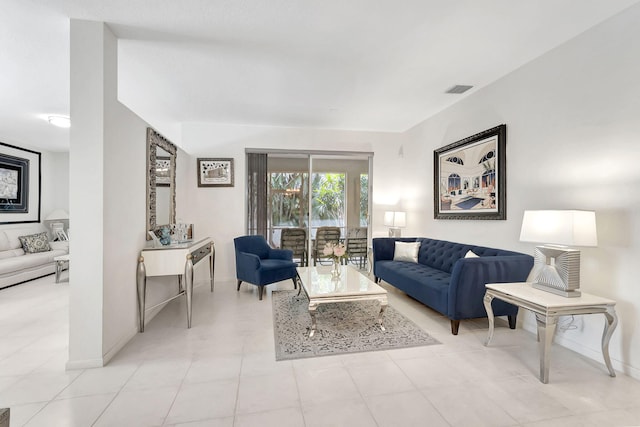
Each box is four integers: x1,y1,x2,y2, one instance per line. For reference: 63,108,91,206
308,302,318,338
378,298,388,331
602,306,618,377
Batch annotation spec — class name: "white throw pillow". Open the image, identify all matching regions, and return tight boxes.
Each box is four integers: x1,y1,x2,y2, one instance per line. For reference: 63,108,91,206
465,250,479,258
393,241,420,263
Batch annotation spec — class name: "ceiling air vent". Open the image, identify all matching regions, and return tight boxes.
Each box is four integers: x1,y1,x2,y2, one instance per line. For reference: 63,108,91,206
445,85,473,94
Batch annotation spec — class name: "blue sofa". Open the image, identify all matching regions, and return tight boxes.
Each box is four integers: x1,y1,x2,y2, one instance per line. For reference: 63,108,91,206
373,237,533,334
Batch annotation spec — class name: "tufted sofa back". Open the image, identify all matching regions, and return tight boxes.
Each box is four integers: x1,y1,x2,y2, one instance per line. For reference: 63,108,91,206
416,238,524,274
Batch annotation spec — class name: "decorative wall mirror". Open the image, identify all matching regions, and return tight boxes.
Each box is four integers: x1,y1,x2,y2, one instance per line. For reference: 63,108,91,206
146,127,177,239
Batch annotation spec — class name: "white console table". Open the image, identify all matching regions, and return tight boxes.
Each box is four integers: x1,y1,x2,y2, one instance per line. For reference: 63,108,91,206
136,237,215,332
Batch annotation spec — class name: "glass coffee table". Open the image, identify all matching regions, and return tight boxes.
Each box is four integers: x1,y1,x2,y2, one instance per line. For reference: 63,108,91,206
296,265,388,338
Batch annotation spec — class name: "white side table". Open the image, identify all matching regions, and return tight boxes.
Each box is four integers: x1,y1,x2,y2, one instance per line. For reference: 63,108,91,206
483,282,618,384
53,254,70,283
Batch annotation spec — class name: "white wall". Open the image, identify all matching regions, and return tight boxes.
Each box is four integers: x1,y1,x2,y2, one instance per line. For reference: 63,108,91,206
69,20,189,367
401,5,640,378
181,124,403,281
40,151,69,226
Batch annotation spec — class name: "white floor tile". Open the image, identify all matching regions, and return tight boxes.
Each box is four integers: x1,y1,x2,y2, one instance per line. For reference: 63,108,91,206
171,417,234,427
347,360,415,397
3,274,640,427
295,365,360,406
235,407,305,427
24,393,115,427
365,390,449,427
422,384,519,427
92,387,178,427
164,380,238,424
236,372,299,415
302,397,378,427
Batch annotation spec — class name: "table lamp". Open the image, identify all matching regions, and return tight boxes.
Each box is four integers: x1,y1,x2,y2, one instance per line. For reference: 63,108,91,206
384,211,406,237
45,209,69,240
519,210,597,297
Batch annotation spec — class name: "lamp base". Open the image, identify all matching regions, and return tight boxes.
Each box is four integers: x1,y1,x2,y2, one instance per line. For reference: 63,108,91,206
530,245,581,298
532,282,581,298
388,228,402,237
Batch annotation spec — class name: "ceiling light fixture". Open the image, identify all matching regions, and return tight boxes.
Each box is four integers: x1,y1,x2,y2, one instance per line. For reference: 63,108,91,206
445,85,473,94
48,115,71,128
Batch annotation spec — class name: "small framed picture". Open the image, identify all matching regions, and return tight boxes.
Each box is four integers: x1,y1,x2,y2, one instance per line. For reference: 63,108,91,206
198,158,234,187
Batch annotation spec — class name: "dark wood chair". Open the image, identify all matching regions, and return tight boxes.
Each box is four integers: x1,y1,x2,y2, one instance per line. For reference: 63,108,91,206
280,228,307,267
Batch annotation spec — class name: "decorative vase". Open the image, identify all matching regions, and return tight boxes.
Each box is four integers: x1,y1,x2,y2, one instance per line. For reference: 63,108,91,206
331,258,341,280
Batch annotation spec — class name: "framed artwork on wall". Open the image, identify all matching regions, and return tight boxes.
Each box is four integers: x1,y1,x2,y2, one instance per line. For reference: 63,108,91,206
0,142,41,224
433,124,506,220
197,158,234,187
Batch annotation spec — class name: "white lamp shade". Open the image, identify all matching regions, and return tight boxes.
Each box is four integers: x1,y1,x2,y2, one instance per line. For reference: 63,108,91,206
520,210,597,247
383,211,406,228
45,209,69,221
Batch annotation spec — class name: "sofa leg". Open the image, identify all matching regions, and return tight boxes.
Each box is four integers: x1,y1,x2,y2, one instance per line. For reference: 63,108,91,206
258,286,264,300
508,314,517,329
450,320,460,335
374,276,380,283
237,280,242,291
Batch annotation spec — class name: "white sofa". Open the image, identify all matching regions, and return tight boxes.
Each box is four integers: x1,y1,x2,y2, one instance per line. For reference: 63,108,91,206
0,225,69,289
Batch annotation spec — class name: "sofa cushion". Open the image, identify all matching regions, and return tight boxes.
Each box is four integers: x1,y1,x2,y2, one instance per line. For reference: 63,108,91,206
393,241,420,263
465,250,479,258
0,249,66,275
3,227,47,250
375,260,450,315
0,248,25,260
18,232,51,253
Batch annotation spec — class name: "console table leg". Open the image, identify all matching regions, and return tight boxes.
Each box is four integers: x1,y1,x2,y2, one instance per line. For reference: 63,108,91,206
483,293,495,346
136,257,147,333
602,306,618,377
535,313,558,384
185,254,194,328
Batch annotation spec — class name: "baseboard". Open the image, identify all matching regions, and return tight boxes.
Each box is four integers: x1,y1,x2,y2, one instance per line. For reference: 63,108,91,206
103,326,139,366
65,358,104,370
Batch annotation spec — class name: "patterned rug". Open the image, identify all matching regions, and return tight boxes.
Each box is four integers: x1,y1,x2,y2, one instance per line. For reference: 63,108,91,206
272,290,440,361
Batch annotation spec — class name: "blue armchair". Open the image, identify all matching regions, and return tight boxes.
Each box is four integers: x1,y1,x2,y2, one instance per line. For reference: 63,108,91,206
234,235,298,300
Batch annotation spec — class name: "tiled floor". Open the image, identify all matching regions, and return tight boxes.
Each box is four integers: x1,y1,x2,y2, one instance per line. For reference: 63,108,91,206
2,271,640,426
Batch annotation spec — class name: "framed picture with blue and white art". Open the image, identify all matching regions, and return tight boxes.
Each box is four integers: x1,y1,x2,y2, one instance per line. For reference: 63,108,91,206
0,142,41,224
433,124,506,220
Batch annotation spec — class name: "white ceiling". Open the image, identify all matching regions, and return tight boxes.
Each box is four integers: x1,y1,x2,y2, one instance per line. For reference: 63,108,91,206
2,0,639,152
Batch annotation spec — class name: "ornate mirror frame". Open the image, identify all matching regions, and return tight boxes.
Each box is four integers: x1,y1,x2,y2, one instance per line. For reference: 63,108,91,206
146,127,177,239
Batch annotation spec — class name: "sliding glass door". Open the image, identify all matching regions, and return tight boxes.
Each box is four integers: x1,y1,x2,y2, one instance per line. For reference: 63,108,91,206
247,150,372,268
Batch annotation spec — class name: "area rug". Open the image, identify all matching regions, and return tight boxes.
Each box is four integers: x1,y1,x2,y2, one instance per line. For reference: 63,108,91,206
272,290,440,361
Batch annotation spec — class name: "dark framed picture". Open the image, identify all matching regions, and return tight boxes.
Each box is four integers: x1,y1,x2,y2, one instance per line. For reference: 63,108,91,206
155,156,171,187
433,124,506,220
0,142,41,224
197,158,234,187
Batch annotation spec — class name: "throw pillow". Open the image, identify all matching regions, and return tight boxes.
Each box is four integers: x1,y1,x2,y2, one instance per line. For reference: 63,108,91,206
465,250,479,258
18,232,52,254
393,241,420,263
